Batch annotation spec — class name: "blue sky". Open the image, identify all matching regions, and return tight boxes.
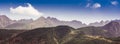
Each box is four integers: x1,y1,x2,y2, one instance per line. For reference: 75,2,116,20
0,0,120,24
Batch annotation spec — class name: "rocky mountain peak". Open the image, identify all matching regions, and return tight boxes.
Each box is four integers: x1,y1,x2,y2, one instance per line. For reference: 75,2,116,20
103,21,120,37
36,16,46,21
0,15,13,28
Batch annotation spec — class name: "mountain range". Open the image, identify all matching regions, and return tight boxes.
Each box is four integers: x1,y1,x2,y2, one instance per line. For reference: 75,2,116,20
1,15,120,44
0,15,110,29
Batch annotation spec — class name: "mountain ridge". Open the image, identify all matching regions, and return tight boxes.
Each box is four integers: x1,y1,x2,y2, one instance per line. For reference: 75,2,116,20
1,26,120,44
0,15,111,29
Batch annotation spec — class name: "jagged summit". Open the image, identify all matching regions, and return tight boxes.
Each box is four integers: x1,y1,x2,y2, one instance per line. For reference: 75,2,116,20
36,16,46,20
89,20,110,27
0,15,119,30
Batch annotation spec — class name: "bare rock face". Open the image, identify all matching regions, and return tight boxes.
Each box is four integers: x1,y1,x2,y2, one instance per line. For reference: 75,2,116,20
103,21,120,37
0,15,14,28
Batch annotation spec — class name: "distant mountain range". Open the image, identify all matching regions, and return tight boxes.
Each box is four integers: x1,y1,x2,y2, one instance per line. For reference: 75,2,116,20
1,15,120,44
0,15,111,29
89,20,109,27
1,15,120,37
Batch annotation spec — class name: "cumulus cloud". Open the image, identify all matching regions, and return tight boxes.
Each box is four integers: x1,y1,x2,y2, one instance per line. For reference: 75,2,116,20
10,3,43,16
111,1,118,6
91,3,101,9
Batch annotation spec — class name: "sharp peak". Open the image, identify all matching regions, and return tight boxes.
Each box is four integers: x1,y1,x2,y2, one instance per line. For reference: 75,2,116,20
36,16,46,20
38,16,46,19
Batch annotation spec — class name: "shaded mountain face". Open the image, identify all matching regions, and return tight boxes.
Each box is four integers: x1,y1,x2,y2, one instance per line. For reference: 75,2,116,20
1,26,119,44
1,26,74,44
77,26,107,37
0,29,25,43
77,21,120,37
103,21,120,37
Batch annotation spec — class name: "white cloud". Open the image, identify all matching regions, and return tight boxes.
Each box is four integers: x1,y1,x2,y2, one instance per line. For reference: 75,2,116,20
86,3,101,9
111,1,118,6
10,3,43,16
91,3,101,9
